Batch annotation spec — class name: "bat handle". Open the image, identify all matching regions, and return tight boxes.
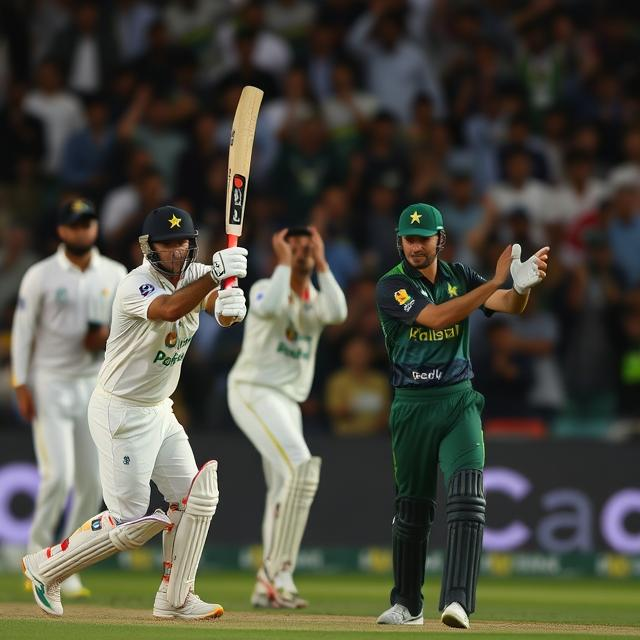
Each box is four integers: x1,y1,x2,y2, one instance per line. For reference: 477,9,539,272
223,235,239,289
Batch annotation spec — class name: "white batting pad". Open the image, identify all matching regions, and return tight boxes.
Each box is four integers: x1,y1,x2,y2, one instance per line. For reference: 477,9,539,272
38,510,170,584
166,460,219,607
264,456,321,578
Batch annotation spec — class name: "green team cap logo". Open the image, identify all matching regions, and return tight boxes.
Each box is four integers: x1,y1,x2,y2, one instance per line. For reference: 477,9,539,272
397,203,444,237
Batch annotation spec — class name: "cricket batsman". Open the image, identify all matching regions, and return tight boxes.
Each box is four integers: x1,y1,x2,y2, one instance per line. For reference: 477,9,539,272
375,203,548,628
22,205,248,619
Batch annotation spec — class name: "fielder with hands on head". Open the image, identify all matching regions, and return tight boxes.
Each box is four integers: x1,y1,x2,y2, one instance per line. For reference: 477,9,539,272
228,226,347,608
22,205,248,620
12,199,126,599
375,203,548,628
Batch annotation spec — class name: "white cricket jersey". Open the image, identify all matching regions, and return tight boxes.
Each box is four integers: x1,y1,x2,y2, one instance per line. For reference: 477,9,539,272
229,265,347,402
97,260,212,405
11,246,127,385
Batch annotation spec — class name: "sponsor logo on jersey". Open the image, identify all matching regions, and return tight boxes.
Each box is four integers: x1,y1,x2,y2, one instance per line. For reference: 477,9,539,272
55,287,68,304
412,369,443,381
409,324,460,342
285,325,298,341
394,289,411,305
277,334,312,360
153,336,193,367
139,283,155,297
165,331,177,348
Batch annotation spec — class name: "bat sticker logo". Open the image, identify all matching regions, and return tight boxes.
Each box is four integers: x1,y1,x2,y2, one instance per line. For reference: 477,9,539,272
229,174,246,225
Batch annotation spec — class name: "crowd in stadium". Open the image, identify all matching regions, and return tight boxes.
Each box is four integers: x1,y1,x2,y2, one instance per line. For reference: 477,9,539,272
0,0,639,438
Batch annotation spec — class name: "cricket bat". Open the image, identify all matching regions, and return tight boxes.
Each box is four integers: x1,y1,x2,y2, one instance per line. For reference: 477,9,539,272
224,85,264,289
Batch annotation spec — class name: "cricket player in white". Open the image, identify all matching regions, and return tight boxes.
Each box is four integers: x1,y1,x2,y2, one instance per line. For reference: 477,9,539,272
227,226,347,608
22,205,248,620
11,199,126,599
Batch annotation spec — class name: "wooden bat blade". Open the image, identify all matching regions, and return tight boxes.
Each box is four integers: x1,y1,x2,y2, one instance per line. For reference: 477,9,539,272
225,85,264,239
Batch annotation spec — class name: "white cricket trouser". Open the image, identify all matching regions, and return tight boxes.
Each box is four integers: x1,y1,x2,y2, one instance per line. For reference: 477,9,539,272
227,381,311,554
88,388,198,522
29,372,102,553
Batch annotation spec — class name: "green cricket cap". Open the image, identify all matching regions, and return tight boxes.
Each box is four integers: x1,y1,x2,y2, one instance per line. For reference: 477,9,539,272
397,203,444,237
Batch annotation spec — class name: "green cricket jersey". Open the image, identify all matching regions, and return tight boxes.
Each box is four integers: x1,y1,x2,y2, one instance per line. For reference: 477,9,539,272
376,259,491,388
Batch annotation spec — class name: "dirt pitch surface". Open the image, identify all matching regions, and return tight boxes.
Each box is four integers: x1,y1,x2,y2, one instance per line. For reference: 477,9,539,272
2,603,640,636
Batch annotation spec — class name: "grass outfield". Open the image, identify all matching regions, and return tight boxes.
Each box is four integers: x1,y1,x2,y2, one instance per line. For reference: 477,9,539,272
1,570,639,639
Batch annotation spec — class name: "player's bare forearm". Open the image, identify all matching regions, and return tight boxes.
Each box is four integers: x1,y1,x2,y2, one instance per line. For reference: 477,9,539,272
416,280,500,330
485,287,530,314
148,274,215,322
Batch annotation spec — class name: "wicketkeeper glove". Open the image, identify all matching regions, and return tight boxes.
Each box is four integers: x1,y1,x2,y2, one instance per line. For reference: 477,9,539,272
210,247,248,283
510,243,543,294
214,287,247,325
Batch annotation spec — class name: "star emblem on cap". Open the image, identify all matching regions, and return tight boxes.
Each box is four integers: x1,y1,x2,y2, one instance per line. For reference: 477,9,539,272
410,211,422,224
168,213,182,229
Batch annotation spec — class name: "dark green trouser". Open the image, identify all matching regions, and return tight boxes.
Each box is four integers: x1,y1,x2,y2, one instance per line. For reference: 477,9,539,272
390,380,485,500
387,381,486,616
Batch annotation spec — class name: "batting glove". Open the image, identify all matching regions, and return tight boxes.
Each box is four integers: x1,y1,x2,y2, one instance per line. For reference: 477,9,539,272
510,244,544,294
211,247,248,283
214,287,247,325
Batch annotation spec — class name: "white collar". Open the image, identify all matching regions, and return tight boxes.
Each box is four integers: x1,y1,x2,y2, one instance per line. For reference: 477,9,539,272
55,244,100,272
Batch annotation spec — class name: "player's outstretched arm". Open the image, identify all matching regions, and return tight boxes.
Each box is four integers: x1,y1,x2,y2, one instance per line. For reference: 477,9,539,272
415,246,513,330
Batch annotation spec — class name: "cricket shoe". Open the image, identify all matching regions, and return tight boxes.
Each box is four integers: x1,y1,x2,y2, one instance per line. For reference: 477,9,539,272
441,601,470,629
22,551,63,617
61,573,91,598
153,584,224,620
251,567,308,609
376,603,424,625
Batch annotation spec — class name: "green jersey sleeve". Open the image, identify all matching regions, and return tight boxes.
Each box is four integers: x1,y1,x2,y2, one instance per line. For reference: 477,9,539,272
376,275,430,325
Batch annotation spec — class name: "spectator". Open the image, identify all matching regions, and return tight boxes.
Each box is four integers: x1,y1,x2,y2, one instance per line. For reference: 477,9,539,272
487,145,554,243
47,0,118,95
303,20,343,101
549,149,605,225
556,229,621,436
60,93,116,198
347,7,443,123
260,65,317,173
215,0,293,79
113,0,158,62
473,318,534,419
0,225,39,322
23,59,85,175
321,58,378,168
176,111,220,208
325,336,390,437
271,113,339,222
264,0,317,53
0,81,45,183
606,166,640,289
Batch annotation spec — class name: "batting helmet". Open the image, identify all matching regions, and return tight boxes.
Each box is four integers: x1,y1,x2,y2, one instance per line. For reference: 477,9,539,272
139,205,199,277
